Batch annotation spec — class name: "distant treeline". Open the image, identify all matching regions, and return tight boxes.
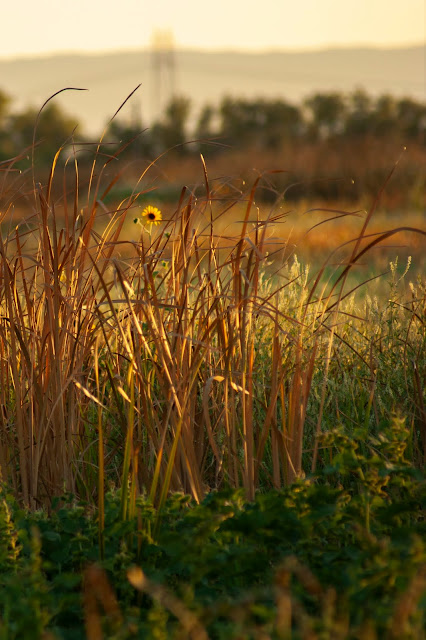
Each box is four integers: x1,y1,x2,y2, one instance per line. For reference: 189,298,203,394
124,89,426,157
0,87,424,167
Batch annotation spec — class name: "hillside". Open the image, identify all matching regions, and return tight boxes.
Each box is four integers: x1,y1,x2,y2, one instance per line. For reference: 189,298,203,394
0,45,424,135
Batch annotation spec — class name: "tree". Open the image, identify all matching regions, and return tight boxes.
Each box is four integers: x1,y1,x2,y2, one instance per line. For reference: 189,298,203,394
370,94,397,137
344,88,373,137
195,105,215,141
0,89,10,125
218,97,303,150
219,97,264,147
9,102,82,165
0,89,13,160
304,92,347,138
396,98,426,141
109,120,154,159
262,100,303,149
153,96,191,152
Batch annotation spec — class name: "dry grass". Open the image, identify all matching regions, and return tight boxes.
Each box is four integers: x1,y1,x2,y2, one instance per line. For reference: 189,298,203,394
0,137,424,512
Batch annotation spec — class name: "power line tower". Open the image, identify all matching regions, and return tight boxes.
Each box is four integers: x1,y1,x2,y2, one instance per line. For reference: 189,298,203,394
150,29,176,121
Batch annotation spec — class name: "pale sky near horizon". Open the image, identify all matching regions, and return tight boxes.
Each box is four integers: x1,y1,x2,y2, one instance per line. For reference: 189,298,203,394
1,0,424,58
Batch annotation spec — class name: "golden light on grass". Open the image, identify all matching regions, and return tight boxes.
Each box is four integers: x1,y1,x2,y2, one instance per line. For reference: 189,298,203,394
0,118,424,513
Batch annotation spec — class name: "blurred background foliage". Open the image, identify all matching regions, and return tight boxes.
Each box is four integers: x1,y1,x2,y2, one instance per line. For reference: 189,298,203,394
0,87,424,207
0,86,424,159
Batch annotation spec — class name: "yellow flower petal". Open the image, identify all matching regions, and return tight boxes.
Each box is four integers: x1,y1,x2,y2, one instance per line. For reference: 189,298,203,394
141,205,162,225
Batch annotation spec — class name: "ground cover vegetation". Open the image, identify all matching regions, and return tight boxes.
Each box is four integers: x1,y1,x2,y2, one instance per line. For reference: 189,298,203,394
0,89,425,638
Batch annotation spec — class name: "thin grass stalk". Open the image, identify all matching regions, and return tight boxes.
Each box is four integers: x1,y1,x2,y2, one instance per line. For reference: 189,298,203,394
0,238,30,504
255,308,284,487
120,363,135,522
94,337,105,559
311,315,336,473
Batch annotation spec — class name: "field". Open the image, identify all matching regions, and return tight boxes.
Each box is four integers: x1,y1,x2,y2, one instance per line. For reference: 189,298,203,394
0,134,425,639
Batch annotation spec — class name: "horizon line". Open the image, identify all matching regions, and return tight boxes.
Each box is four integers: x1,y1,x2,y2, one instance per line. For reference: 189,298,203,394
0,40,424,62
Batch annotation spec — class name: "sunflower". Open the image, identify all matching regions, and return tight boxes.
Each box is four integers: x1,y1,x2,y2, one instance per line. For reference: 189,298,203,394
141,205,162,226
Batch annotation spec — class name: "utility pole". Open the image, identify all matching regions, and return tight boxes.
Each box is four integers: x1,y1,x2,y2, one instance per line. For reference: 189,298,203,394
150,28,176,121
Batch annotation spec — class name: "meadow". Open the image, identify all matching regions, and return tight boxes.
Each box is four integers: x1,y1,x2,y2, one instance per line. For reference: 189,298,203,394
0,118,425,638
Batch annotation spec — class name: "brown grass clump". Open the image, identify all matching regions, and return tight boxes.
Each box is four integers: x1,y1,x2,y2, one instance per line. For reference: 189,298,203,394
0,102,424,511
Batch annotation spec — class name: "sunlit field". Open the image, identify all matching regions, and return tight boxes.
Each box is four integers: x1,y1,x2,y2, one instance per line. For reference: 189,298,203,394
0,127,425,638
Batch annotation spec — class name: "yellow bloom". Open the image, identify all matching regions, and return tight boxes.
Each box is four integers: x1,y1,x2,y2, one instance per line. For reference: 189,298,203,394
141,205,162,226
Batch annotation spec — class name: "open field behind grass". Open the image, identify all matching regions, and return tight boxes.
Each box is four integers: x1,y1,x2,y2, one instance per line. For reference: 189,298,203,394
0,142,425,638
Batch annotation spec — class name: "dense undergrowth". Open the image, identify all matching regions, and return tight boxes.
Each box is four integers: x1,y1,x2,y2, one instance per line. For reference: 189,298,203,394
1,417,425,639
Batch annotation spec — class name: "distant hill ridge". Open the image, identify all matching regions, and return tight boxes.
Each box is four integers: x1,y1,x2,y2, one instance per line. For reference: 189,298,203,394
0,45,424,135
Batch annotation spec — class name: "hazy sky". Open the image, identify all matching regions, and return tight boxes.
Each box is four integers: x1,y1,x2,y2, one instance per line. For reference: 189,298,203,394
2,0,425,58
